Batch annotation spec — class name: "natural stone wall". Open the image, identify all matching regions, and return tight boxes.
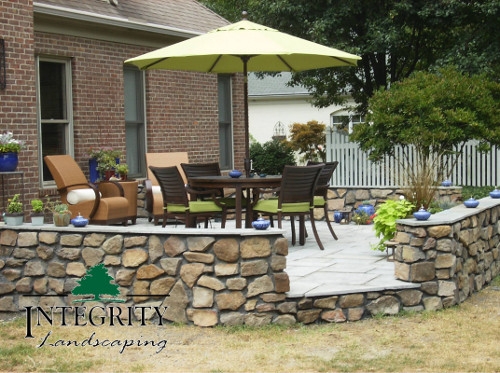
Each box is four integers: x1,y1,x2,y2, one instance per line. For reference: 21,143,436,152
391,198,500,308
313,186,462,222
0,227,292,326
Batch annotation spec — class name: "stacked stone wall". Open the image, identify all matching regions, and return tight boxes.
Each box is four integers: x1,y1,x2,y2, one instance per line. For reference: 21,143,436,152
392,200,500,309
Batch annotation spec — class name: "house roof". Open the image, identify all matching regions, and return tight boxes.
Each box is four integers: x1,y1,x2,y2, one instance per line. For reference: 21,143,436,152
34,0,229,38
248,72,310,97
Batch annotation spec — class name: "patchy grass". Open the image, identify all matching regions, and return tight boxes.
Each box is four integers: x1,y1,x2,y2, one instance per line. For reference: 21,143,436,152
1,279,499,372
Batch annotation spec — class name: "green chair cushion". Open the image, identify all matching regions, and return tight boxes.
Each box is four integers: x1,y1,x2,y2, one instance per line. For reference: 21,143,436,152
253,199,311,214
167,201,223,213
313,196,326,207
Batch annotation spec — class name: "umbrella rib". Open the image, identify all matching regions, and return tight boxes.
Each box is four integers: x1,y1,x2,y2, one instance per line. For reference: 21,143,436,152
208,55,223,73
142,57,169,70
277,56,295,71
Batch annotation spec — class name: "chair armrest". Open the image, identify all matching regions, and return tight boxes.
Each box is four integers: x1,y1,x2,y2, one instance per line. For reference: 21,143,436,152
186,185,226,208
98,181,125,198
144,179,154,214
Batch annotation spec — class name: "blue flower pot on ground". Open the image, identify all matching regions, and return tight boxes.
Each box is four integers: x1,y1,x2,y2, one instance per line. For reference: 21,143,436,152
333,211,343,224
356,203,375,216
0,152,19,172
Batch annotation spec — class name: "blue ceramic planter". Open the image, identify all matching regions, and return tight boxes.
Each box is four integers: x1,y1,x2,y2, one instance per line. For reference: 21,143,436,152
413,207,431,221
0,152,19,172
229,170,242,178
441,179,452,187
333,211,343,224
252,217,270,230
490,189,500,199
464,198,479,208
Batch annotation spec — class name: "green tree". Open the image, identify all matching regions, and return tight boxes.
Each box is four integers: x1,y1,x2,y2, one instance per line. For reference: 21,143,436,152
351,67,500,206
200,0,500,114
250,139,295,175
72,263,123,302
288,120,326,164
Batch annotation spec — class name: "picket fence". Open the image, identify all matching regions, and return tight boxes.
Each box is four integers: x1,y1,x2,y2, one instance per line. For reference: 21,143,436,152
326,129,500,188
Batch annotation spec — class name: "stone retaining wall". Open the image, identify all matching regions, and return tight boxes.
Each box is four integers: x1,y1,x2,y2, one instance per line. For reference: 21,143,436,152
391,198,500,308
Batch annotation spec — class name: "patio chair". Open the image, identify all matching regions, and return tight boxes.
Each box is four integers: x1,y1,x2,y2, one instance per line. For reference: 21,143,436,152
144,152,189,225
307,160,340,240
149,165,227,228
181,162,244,208
44,155,129,225
252,164,325,249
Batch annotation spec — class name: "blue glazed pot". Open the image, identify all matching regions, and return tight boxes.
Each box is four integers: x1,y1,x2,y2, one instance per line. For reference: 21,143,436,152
333,211,343,224
464,198,479,208
71,213,89,227
252,217,270,230
413,207,431,221
229,170,242,178
357,203,375,217
490,189,500,199
441,179,452,187
0,152,19,172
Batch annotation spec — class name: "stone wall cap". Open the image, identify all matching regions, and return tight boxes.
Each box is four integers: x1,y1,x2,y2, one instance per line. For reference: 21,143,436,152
397,197,500,226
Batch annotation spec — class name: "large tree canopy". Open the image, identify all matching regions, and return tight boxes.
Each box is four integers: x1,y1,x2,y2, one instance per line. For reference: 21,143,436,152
351,66,500,177
200,0,500,114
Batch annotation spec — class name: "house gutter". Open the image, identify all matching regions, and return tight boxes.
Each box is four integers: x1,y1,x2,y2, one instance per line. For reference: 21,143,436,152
33,2,202,39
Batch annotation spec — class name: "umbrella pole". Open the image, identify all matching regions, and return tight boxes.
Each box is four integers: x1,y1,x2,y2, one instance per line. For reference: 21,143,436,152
242,56,251,177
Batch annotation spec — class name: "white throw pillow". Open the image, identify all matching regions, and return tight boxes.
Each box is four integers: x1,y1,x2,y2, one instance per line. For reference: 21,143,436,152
66,189,97,205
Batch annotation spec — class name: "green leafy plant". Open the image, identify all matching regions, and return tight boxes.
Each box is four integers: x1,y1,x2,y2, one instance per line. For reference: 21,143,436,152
372,198,415,251
6,194,23,214
250,139,295,175
115,163,128,176
30,199,44,214
88,147,122,173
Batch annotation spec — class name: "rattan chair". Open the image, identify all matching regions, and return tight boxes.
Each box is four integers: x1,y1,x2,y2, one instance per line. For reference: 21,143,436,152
307,161,340,240
149,165,227,228
252,164,325,249
44,155,129,225
144,152,189,225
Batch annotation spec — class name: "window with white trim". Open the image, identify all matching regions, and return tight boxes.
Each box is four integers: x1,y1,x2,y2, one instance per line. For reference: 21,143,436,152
37,57,73,183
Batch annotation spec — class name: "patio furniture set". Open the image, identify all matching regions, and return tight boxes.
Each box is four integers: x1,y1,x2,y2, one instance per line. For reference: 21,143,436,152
43,153,340,250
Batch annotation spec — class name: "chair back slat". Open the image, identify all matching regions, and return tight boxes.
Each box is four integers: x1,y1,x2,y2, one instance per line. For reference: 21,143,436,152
279,164,323,205
181,162,224,197
149,166,189,207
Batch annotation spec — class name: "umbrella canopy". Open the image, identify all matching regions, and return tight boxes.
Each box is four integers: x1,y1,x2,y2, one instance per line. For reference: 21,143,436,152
125,18,361,173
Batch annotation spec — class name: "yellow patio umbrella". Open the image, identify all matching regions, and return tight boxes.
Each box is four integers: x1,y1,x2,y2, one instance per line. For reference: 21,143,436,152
125,15,361,175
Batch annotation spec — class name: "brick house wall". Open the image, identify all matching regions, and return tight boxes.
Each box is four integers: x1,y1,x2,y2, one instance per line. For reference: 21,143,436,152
0,0,38,208
0,3,245,214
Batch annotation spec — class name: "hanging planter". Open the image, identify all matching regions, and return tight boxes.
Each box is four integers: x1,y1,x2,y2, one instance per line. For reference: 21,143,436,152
0,132,24,172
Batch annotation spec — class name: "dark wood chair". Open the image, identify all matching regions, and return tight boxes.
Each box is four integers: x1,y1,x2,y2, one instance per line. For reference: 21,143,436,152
149,165,227,228
181,162,243,208
253,164,325,249
307,160,340,240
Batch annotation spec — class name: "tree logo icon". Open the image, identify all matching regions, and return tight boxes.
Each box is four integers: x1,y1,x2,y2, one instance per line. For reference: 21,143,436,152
71,263,125,303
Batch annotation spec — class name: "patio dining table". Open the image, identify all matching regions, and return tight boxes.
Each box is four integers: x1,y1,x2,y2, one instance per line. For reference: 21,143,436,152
188,175,281,228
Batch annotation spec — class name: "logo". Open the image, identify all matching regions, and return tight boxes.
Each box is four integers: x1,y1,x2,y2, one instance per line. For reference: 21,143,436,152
71,263,125,303
23,264,168,354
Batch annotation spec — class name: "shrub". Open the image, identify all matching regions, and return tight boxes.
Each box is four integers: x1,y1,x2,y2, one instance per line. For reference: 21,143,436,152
250,139,295,175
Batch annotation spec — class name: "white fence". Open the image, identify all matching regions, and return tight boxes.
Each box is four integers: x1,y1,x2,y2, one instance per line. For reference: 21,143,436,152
326,128,500,187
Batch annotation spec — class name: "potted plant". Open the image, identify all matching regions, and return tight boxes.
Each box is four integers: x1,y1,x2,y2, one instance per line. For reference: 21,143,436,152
115,163,129,180
50,202,71,227
372,197,415,252
30,198,45,226
4,193,24,226
0,131,25,172
89,147,122,181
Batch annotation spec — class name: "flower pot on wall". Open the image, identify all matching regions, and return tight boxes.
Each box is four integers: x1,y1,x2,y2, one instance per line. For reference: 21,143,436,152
0,152,19,172
30,213,45,226
53,212,71,227
4,212,23,226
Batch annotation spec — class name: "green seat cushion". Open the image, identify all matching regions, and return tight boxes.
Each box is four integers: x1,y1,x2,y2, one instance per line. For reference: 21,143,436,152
313,196,326,207
253,199,311,214
167,201,223,213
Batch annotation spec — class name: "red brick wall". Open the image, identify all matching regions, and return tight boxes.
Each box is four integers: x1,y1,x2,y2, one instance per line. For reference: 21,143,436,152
0,0,37,209
0,4,245,212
